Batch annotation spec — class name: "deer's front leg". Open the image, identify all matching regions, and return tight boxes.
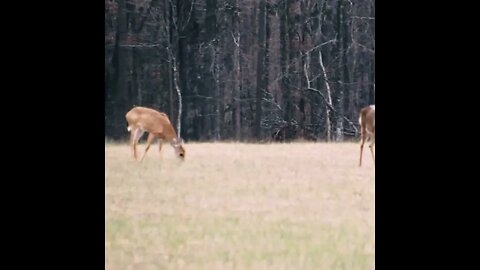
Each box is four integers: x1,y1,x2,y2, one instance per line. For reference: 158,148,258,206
140,133,156,162
359,134,366,167
369,143,375,165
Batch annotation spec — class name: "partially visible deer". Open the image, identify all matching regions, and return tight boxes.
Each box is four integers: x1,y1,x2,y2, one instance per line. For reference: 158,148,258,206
125,106,185,162
359,105,375,167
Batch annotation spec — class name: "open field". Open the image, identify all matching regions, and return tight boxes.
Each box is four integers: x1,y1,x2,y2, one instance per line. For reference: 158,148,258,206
105,142,375,270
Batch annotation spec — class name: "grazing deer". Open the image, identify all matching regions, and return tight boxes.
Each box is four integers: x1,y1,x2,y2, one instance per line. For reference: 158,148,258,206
359,105,375,167
125,106,185,162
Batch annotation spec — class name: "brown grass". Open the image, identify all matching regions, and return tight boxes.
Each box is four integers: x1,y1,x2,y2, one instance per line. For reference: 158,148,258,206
105,142,375,270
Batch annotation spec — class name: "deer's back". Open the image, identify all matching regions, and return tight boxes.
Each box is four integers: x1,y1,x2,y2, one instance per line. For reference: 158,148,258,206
359,106,375,132
126,107,172,132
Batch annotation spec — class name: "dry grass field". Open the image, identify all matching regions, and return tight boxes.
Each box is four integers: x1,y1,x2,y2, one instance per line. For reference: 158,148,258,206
105,141,375,270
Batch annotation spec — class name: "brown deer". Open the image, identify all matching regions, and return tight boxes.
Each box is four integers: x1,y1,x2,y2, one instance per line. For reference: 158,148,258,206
359,105,375,167
125,106,185,162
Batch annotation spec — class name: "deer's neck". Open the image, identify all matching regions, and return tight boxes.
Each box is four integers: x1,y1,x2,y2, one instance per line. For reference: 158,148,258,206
163,125,178,144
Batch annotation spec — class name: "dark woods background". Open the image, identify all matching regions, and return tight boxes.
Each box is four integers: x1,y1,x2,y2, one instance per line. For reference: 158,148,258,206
105,0,375,142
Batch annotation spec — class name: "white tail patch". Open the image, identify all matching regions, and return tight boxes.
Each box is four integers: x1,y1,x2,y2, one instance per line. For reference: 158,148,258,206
127,126,131,132
370,105,375,110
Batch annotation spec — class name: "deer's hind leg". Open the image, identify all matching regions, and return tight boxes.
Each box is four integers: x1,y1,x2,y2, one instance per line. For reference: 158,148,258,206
369,133,375,165
130,128,145,161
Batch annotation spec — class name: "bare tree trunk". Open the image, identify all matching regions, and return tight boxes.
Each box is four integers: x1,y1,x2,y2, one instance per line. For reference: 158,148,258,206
167,0,183,139
232,0,241,140
254,0,266,139
318,1,333,141
370,0,375,104
335,0,345,142
115,0,128,138
171,56,183,139
132,48,142,106
289,0,302,139
370,57,375,104
279,0,292,140
212,45,221,140
168,61,174,118
167,16,174,119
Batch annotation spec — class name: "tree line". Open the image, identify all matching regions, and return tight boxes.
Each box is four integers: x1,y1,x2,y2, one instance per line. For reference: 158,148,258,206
105,0,375,142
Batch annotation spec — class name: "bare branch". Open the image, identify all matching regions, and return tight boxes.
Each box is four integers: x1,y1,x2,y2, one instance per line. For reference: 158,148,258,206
181,0,195,31
186,94,215,100
303,54,311,88
262,97,283,112
351,16,375,20
352,41,375,53
318,46,333,108
262,91,283,116
231,31,239,47
303,44,358,138
118,43,162,48
305,88,358,134
302,39,337,55
168,0,178,31
306,87,333,110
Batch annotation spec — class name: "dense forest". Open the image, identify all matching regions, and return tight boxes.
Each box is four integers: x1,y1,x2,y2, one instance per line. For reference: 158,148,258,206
105,0,375,142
